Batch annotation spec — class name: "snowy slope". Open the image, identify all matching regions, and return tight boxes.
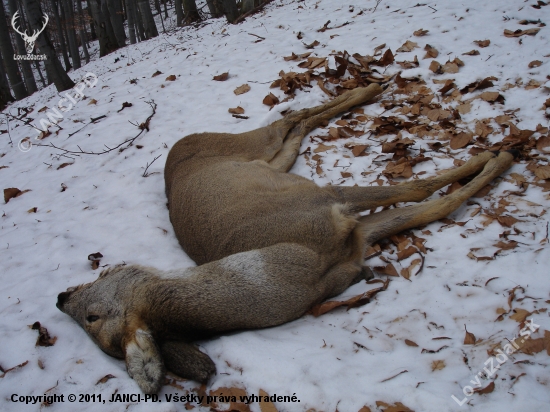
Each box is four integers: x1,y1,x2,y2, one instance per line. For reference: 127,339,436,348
1,0,549,411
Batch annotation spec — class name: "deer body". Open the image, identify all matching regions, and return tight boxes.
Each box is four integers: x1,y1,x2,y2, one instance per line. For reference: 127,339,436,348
57,84,516,394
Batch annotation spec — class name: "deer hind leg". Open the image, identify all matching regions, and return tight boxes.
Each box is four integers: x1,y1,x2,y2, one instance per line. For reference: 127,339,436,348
358,151,515,245
335,151,499,213
268,84,384,171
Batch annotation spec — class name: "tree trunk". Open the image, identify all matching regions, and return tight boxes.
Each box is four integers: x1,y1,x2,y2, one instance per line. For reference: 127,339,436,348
0,0,28,99
153,0,160,14
215,0,238,23
174,0,183,26
182,0,200,24
34,60,47,87
6,0,37,94
136,0,158,39
107,0,126,47
63,0,81,69
86,0,97,40
125,0,136,44
206,0,223,17
89,0,120,56
75,0,90,63
23,0,75,91
0,61,15,110
51,0,72,71
134,3,145,41
241,0,259,14
163,0,168,19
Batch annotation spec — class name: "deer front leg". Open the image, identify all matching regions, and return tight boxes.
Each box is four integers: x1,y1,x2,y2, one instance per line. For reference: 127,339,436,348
123,326,165,394
335,151,498,212
358,151,515,245
160,340,216,383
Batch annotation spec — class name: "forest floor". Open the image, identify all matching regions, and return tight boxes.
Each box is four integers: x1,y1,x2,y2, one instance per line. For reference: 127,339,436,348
1,0,550,411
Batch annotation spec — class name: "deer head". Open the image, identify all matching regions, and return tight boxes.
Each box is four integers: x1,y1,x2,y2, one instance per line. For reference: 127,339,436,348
56,265,216,394
11,11,49,55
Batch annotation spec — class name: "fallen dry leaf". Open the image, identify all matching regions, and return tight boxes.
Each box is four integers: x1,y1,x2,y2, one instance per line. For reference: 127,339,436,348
528,60,542,68
4,188,31,203
464,326,476,344
405,339,419,347
310,279,390,316
474,381,495,395
474,39,490,48
510,308,531,323
213,72,229,81
375,401,414,412
423,44,439,58
429,60,442,73
462,49,480,56
396,40,418,52
228,106,245,115
504,28,541,37
413,29,429,36
258,390,278,412
262,93,280,107
450,132,472,149
165,75,176,81
151,70,162,77
314,143,337,153
537,135,550,152
234,84,251,95
96,374,116,385
431,360,446,371
31,322,57,347
479,91,499,101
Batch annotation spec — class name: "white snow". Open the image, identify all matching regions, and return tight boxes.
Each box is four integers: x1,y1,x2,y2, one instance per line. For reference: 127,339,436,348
1,0,549,411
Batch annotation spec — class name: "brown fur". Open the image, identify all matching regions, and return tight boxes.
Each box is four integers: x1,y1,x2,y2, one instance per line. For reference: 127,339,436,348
57,84,515,393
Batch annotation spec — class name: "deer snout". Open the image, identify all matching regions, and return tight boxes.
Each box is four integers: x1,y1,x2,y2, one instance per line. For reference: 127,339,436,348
56,291,71,310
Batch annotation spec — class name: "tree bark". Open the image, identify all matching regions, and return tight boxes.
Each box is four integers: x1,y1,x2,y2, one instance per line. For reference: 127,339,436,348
0,0,28,99
241,0,259,14
51,0,71,71
88,0,120,56
214,0,238,23
63,0,81,69
23,0,75,91
136,0,158,39
6,0,37,94
0,61,15,110
34,60,47,87
75,0,90,63
182,0,200,24
125,0,136,44
174,0,183,26
206,0,223,17
107,0,126,47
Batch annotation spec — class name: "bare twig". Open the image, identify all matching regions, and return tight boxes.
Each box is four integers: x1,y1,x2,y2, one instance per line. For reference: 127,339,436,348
142,154,162,177
68,115,107,138
35,101,157,156
373,0,383,12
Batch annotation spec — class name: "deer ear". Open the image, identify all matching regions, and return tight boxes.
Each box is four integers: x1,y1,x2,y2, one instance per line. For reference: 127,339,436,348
124,328,165,394
160,340,216,383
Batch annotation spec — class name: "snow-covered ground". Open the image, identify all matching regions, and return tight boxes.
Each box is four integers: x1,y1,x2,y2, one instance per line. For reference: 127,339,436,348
1,0,549,411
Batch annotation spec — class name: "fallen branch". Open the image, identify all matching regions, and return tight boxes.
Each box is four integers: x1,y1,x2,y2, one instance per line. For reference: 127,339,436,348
35,101,157,156
68,115,107,138
142,154,162,177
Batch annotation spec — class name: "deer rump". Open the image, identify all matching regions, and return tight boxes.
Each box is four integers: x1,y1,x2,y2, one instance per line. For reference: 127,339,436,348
57,84,516,394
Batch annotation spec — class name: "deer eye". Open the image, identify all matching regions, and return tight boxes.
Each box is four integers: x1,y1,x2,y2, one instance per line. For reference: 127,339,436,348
86,315,100,323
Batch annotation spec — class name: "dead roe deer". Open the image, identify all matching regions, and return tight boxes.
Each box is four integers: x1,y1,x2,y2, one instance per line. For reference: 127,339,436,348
57,84,516,393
